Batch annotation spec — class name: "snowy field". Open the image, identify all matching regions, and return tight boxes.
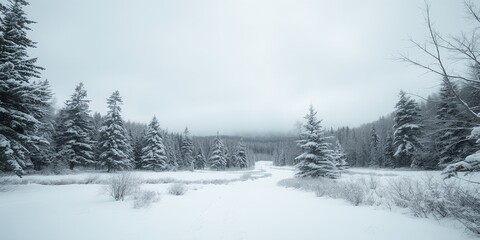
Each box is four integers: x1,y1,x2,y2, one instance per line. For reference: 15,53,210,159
0,162,477,240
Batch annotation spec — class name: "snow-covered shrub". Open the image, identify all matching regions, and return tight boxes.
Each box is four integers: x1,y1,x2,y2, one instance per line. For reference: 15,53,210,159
386,176,449,218
312,179,336,197
168,183,187,195
105,172,139,201
133,190,160,209
444,187,480,234
337,180,367,206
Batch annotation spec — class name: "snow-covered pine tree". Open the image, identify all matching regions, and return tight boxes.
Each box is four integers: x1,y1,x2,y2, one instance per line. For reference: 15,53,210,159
140,116,168,171
97,91,132,172
209,133,226,170
224,149,233,169
384,132,394,168
29,80,55,170
194,147,206,170
443,126,480,177
235,139,248,169
369,125,380,167
180,127,194,171
54,83,95,170
295,106,339,178
132,129,146,169
436,80,473,166
393,90,423,168
331,140,348,170
163,131,179,170
0,0,48,176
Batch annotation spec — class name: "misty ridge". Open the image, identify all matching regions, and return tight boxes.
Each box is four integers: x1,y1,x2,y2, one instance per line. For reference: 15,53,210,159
0,0,480,240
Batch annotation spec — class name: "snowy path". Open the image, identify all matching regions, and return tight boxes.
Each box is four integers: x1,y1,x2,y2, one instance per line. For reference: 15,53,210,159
0,162,475,240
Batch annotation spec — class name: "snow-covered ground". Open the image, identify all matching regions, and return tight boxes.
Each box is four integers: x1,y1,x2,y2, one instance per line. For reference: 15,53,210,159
0,162,476,240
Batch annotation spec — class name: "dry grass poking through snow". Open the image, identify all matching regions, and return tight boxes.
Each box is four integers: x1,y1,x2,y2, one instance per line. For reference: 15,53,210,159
278,175,480,234
104,173,140,201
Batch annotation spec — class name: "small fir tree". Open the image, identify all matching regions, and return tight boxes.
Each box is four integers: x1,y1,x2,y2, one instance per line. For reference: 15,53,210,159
140,116,168,171
235,139,249,169
180,127,194,171
209,133,226,170
295,106,339,178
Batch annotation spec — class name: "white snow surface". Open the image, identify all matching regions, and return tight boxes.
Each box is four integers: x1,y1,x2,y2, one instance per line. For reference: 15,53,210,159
0,162,476,240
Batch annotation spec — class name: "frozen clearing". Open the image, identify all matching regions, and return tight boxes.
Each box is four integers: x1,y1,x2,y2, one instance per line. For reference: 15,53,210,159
0,162,476,240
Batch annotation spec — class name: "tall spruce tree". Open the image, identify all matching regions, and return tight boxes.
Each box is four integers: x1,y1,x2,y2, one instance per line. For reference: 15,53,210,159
194,147,206,170
384,132,394,168
369,125,380,167
140,116,168,171
180,127,194,171
0,0,48,176
209,133,226,170
29,80,54,170
436,81,473,166
132,129,146,169
295,106,339,178
55,83,95,170
234,139,248,169
393,90,423,168
97,91,132,172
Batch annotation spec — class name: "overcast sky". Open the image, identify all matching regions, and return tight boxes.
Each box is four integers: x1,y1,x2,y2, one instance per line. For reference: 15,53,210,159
24,0,469,135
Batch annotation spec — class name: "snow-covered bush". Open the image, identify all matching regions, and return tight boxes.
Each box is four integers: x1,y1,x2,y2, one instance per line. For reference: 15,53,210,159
168,183,187,195
444,187,480,234
133,190,160,209
279,174,480,234
105,173,139,201
386,177,432,217
337,180,367,206
280,177,367,206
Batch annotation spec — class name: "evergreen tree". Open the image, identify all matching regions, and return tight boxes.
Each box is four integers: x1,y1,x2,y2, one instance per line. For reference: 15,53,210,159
384,132,394,168
331,140,348,170
55,83,95,170
193,147,206,170
234,139,248,169
0,0,42,80
140,116,168,171
393,91,422,168
29,80,55,170
272,144,286,166
295,106,339,178
369,125,380,167
132,129,146,169
164,132,179,170
180,127,194,171
436,81,473,166
0,0,47,176
209,133,226,170
97,91,132,172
